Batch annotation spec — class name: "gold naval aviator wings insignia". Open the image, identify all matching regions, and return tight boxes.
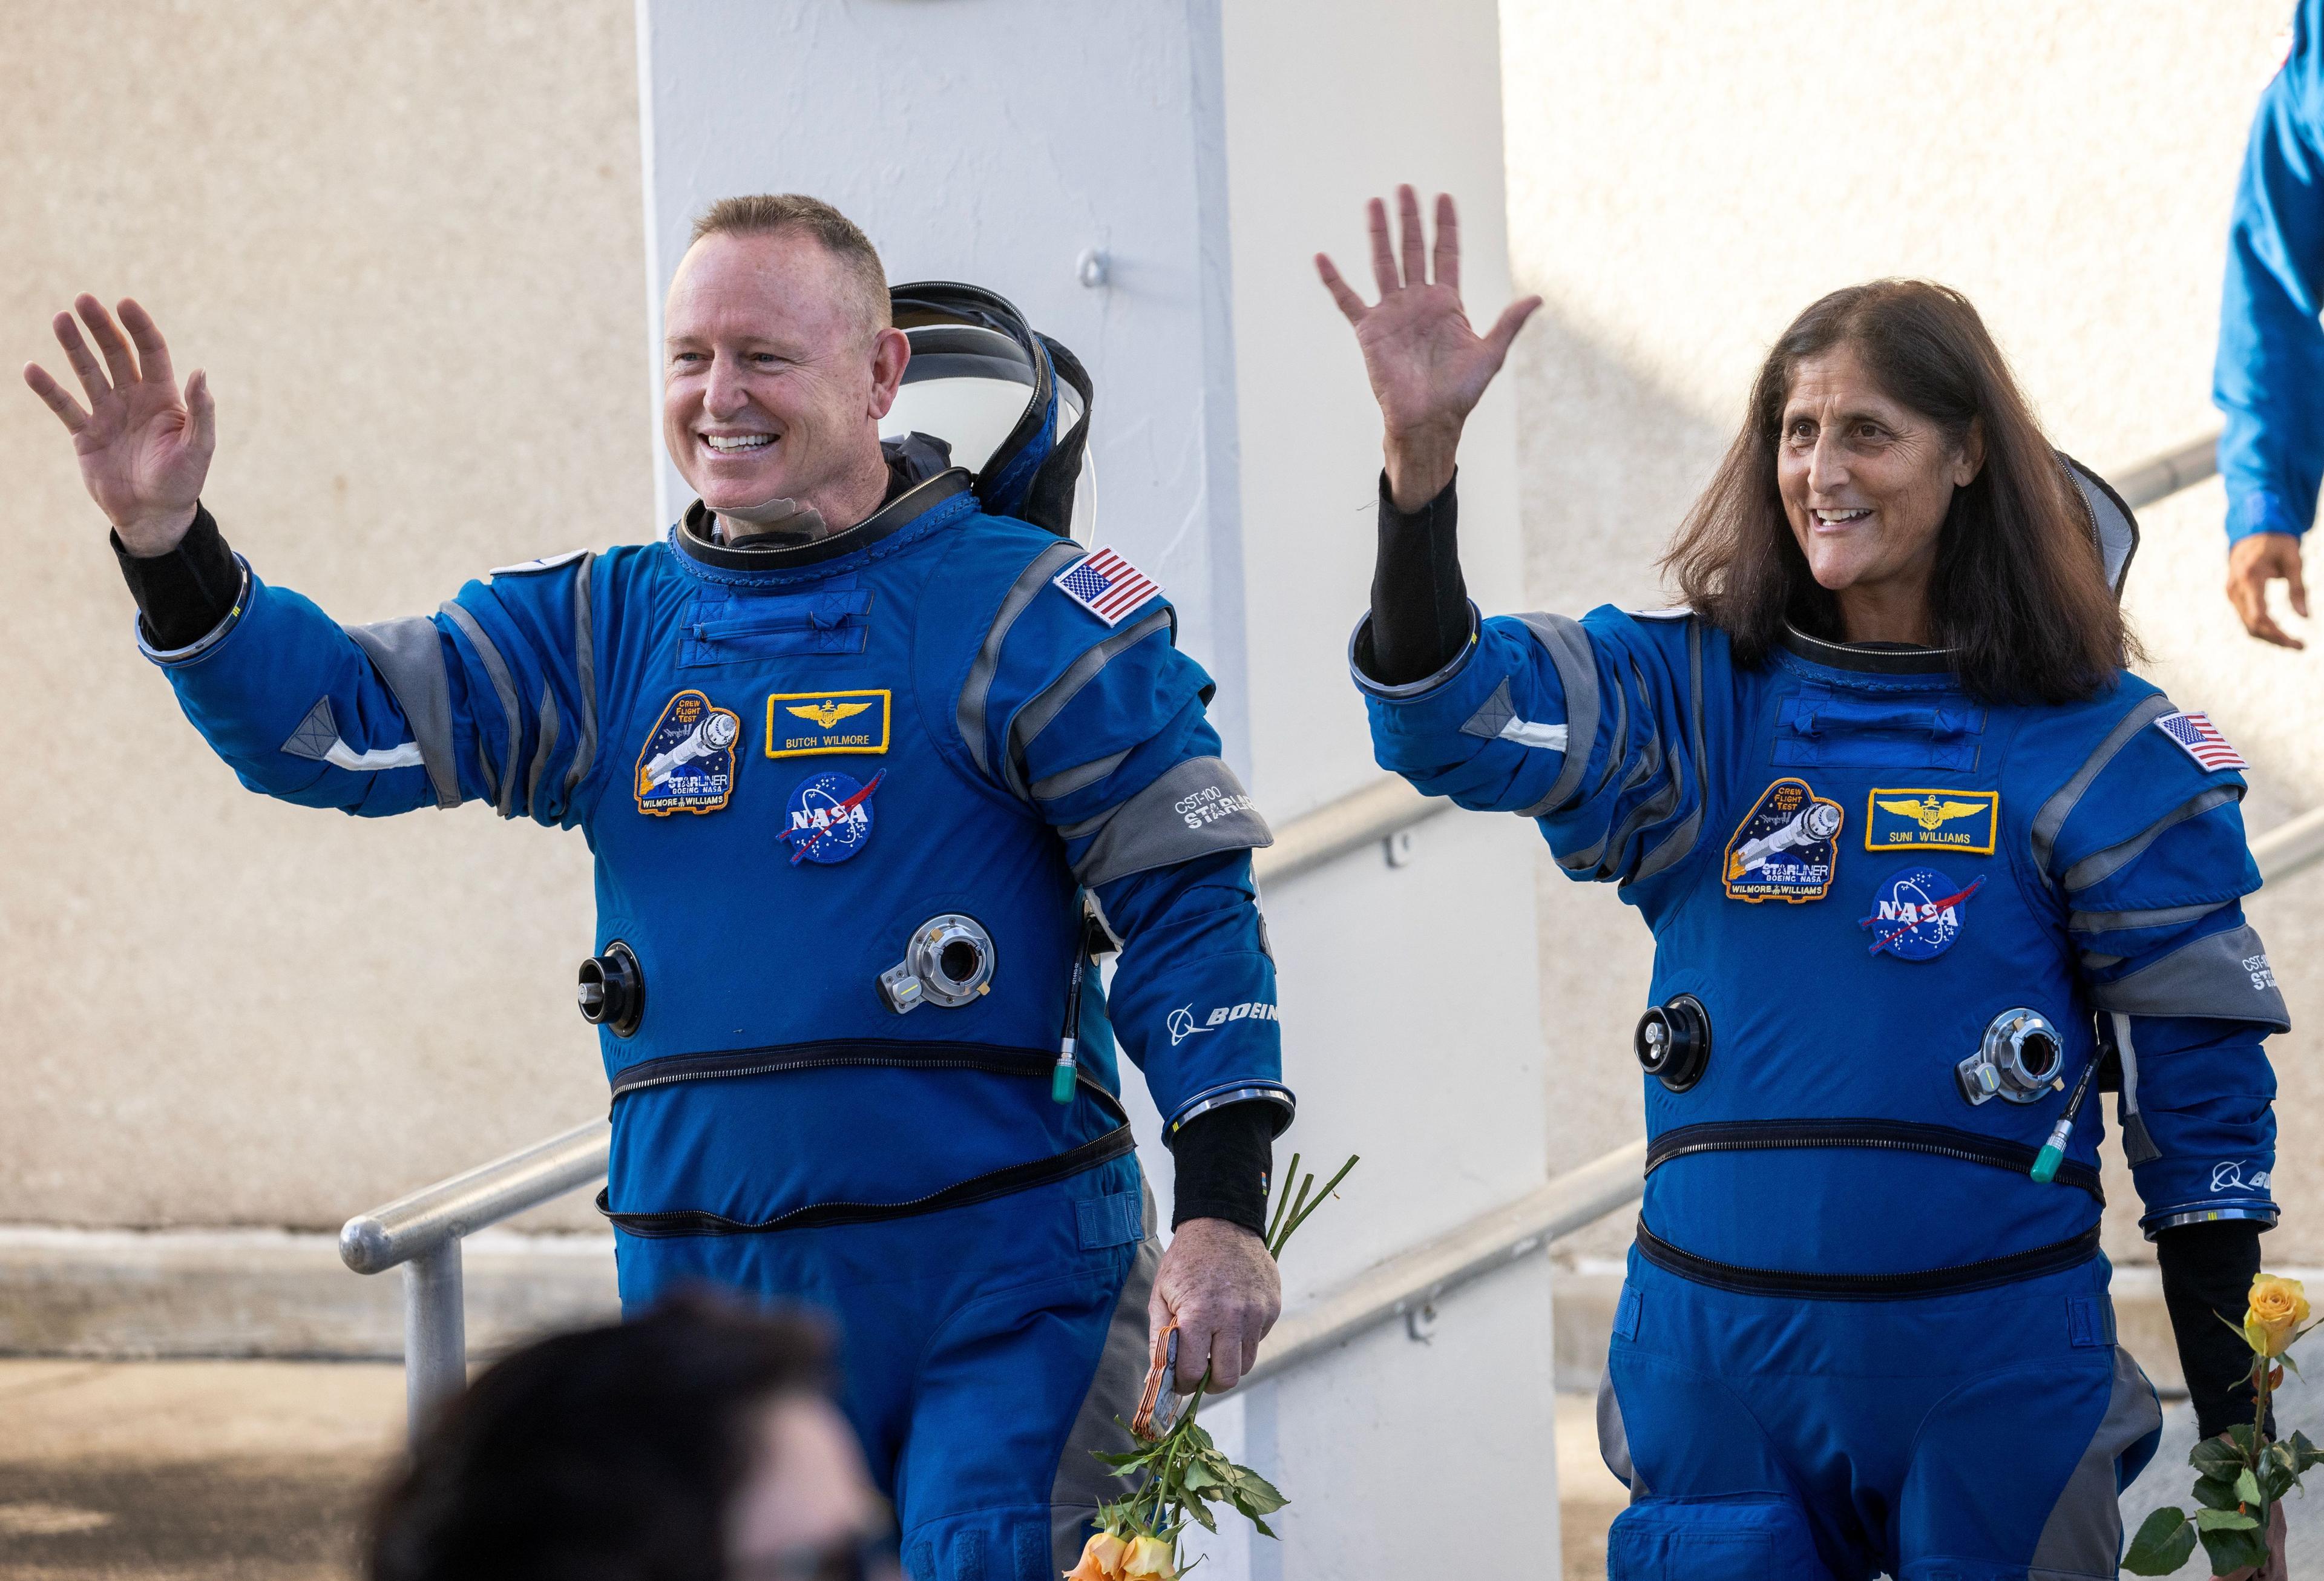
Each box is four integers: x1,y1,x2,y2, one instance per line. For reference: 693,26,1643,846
787,698,875,729
1876,795,1987,832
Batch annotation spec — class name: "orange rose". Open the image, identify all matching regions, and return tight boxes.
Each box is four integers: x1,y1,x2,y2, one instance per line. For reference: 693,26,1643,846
1065,1530,1129,1581
1121,1534,1176,1579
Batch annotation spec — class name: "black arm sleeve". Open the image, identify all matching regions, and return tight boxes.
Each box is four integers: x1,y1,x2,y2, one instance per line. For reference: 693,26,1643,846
1363,470,1468,686
2157,1218,2269,1439
111,503,241,651
1167,1100,1275,1238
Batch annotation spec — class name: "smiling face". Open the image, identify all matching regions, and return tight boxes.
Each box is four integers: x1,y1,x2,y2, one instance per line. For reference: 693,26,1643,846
1776,342,1981,626
661,229,905,521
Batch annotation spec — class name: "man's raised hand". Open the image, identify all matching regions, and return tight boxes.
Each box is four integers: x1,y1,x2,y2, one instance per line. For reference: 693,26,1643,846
1315,186,1540,511
23,297,215,556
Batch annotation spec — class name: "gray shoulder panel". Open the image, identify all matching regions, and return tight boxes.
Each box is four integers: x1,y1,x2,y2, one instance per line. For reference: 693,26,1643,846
1631,618,1709,883
563,552,599,801
1006,608,1175,803
2069,899,2231,936
2089,921,2291,1030
526,684,561,821
957,540,1086,778
2030,693,2175,877
438,601,524,817
344,616,462,809
1511,611,1600,817
2060,785,2242,893
1071,756,1273,888
1031,748,1133,804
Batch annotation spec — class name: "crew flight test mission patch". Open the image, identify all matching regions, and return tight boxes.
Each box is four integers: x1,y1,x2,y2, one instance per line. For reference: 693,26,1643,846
635,690,741,815
1722,777,1843,902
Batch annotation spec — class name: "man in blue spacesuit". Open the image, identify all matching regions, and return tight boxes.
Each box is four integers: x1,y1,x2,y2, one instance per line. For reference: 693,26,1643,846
1322,190,2288,1577
25,193,1292,1580
2219,1,2324,648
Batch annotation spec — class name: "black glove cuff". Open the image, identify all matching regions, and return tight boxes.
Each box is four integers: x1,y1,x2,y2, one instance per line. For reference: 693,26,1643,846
2158,1218,2272,1439
1168,1100,1275,1238
113,502,239,652
1367,468,1468,686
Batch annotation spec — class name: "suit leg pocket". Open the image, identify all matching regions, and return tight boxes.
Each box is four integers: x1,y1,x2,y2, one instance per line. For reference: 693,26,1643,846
1607,1494,1833,1581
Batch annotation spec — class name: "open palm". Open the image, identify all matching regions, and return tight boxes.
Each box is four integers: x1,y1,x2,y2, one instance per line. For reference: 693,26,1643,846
1316,187,1538,506
23,295,214,553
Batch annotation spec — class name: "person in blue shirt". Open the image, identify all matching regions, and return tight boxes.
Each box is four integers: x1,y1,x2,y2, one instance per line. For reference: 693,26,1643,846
24,192,1292,1581
1322,188,2290,1579
2219,2,2324,648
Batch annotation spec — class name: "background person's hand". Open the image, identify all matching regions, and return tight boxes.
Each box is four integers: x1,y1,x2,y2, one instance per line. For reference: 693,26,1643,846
1315,186,1541,511
22,295,214,555
2226,531,2308,649
1150,1216,1280,1394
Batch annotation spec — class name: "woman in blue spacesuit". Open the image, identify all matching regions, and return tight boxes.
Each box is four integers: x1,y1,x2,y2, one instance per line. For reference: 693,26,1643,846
1319,188,2290,1580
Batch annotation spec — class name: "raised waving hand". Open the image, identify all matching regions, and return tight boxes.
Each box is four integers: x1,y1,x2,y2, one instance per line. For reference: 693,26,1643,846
23,296,214,555
1315,186,1540,510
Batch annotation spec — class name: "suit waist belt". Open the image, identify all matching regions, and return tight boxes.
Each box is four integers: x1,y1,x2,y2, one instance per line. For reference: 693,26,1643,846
599,1038,1136,1238
1633,1218,2103,1301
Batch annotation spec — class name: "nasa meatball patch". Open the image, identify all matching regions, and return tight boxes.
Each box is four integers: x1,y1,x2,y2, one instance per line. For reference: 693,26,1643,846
1859,866,1985,961
783,769,883,866
635,690,741,815
1722,777,1843,903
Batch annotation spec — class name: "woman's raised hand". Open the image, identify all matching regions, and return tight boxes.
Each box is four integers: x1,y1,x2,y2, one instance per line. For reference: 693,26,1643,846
1315,186,1540,510
22,296,215,556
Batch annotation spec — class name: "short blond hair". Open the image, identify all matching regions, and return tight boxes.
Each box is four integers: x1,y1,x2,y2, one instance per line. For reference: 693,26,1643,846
688,194,890,331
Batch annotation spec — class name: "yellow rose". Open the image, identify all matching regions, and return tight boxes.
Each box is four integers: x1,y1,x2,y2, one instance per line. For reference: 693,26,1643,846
1065,1530,1129,1581
2244,1274,2311,1358
1121,1534,1176,1579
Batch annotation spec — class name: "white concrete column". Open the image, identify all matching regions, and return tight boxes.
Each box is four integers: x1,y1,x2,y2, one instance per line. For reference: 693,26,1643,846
635,4,1554,1575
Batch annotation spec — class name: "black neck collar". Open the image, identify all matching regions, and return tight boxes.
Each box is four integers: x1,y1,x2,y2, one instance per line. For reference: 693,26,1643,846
1778,622,1956,675
675,468,973,572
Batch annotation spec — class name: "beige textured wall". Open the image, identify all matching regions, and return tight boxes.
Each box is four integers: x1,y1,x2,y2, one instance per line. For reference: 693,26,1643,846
0,2,648,1229
1498,1,2324,1265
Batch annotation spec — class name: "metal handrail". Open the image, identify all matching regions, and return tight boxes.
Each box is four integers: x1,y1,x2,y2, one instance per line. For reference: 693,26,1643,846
340,1120,611,1437
1244,1139,1645,1387
344,428,2241,1436
2112,430,2219,510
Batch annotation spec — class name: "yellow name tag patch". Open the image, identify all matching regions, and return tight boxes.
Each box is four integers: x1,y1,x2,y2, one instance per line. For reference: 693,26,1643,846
766,690,891,758
1865,787,1998,854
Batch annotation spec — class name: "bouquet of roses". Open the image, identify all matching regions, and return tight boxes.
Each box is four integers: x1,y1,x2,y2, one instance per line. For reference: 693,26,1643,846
2124,1272,2323,1575
1064,1153,1359,1581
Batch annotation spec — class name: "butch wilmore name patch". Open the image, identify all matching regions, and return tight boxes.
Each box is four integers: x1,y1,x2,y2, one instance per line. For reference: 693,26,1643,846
1864,788,1998,855
766,690,891,759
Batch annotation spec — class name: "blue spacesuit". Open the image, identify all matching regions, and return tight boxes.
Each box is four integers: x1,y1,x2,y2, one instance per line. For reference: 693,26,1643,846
1357,539,2286,1577
132,290,1289,1580
2219,0,2324,543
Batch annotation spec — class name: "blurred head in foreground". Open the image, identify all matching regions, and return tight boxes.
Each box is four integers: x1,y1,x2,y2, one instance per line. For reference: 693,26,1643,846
369,1291,896,1581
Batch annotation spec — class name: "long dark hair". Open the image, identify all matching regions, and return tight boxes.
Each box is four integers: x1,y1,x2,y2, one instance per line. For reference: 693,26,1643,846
1662,280,2136,703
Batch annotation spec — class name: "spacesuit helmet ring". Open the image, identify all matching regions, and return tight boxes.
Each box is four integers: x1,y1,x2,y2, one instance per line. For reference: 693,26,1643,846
886,282,1095,544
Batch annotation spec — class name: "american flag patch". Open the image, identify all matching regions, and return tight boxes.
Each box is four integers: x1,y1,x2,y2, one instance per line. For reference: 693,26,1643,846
2154,711,2249,772
1052,548,1161,626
